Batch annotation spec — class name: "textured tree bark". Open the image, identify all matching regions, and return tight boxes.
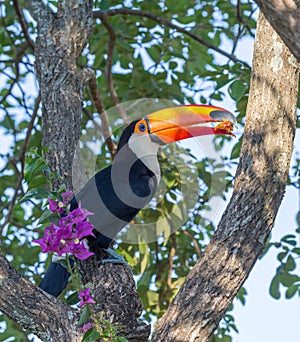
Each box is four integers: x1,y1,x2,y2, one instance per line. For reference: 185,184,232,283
79,249,151,341
152,12,299,342
24,0,94,190
0,254,80,341
254,0,300,62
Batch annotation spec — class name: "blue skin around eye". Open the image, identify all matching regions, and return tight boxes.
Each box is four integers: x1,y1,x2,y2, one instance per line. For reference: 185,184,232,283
139,124,146,132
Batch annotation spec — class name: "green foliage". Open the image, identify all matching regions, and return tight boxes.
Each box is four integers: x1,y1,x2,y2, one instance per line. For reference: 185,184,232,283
268,230,300,300
210,305,238,342
268,157,300,301
3,0,297,341
82,320,128,342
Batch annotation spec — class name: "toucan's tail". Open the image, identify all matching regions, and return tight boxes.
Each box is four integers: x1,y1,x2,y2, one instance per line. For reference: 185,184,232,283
39,261,70,297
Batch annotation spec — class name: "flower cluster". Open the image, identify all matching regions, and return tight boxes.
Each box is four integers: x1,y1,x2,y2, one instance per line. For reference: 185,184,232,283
34,192,95,260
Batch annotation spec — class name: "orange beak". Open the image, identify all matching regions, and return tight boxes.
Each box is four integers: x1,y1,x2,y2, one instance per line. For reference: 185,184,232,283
134,105,236,144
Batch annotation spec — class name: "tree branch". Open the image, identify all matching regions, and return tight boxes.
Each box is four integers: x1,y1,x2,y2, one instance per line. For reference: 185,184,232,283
24,0,53,22
93,8,250,67
88,73,117,157
100,15,129,122
13,0,35,50
182,230,201,257
152,12,299,341
254,0,300,62
0,95,40,235
24,0,94,189
0,254,81,342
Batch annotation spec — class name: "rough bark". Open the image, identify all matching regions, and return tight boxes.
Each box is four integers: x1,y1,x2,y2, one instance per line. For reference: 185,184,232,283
24,0,94,190
0,254,80,341
152,12,299,342
254,0,300,62
79,249,151,341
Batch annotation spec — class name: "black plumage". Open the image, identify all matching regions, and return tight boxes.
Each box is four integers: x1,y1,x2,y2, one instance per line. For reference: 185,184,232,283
70,120,158,248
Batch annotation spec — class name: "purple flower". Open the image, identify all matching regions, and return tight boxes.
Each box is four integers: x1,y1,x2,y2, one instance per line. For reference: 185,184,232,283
48,191,74,214
61,191,73,203
71,240,94,260
79,323,94,333
33,223,60,253
78,287,96,306
35,191,95,260
48,198,64,214
76,221,95,239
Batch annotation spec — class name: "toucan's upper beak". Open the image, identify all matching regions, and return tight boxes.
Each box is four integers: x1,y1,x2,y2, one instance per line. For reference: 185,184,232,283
134,105,237,144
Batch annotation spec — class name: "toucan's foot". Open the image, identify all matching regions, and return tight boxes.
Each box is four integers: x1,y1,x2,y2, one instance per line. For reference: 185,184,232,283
100,247,127,264
100,248,133,274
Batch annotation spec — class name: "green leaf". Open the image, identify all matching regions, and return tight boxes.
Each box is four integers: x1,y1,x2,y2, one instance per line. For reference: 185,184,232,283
269,276,280,299
230,139,242,159
215,74,231,90
82,327,101,342
281,234,297,246
283,255,296,272
19,188,49,203
280,273,299,287
292,247,300,255
137,269,152,288
65,291,80,306
236,287,247,306
228,79,248,101
38,209,53,224
281,234,296,242
169,61,177,69
140,245,149,274
277,251,287,262
147,290,159,306
28,174,48,190
78,306,91,326
285,284,299,299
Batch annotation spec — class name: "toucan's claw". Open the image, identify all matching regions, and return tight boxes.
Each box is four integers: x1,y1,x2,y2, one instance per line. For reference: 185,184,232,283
100,248,126,264
100,248,133,274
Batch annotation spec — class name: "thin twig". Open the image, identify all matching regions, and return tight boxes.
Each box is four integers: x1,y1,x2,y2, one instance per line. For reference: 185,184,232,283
0,95,40,235
236,0,256,38
98,15,129,122
13,0,35,50
19,94,41,172
182,230,201,257
87,75,117,157
167,233,177,289
94,8,250,68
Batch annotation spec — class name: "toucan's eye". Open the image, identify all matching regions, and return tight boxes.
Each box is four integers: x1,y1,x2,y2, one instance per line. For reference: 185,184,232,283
139,123,146,132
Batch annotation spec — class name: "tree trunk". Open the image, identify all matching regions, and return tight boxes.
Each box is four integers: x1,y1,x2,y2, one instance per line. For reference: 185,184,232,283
24,0,94,190
0,254,80,341
254,0,300,63
152,12,299,342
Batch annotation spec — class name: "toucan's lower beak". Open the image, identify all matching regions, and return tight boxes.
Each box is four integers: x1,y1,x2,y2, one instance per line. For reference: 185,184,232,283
145,105,237,144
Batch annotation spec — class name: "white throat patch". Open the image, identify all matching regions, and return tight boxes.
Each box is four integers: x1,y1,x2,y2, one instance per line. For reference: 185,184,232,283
128,133,161,184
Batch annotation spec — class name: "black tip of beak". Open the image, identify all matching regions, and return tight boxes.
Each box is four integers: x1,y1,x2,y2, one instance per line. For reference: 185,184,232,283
210,110,237,127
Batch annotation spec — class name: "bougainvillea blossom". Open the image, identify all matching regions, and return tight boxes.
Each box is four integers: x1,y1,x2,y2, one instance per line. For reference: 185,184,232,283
34,192,95,260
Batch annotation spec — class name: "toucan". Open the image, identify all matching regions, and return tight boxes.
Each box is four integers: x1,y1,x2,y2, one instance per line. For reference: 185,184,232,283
39,104,236,296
